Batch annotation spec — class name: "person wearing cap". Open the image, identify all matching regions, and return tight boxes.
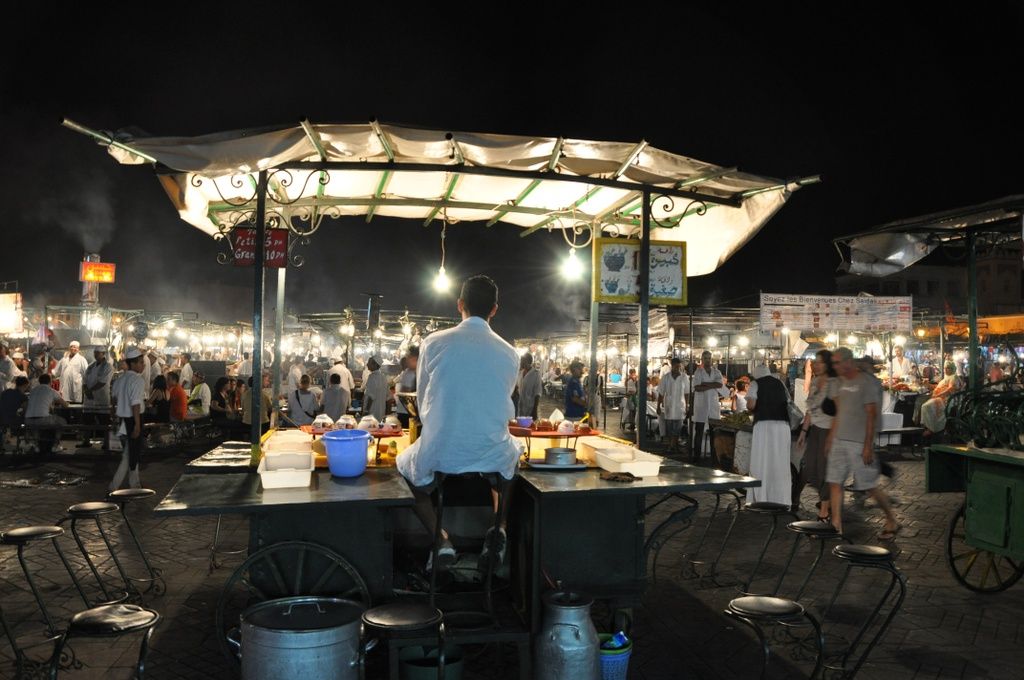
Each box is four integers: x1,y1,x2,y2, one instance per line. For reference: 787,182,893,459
0,343,16,389
394,348,418,428
329,357,355,393
54,341,89,402
81,346,113,447
187,371,212,418
361,356,388,422
110,346,147,490
745,364,793,507
656,357,690,454
396,275,520,572
10,351,29,385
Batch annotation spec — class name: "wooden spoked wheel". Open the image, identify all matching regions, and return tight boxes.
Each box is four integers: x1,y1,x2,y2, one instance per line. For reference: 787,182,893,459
946,503,1024,593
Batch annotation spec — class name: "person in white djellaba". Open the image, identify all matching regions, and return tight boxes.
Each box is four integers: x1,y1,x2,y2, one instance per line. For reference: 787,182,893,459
53,341,89,402
745,364,793,507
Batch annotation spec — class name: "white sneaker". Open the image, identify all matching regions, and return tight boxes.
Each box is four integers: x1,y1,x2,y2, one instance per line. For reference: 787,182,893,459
426,537,456,572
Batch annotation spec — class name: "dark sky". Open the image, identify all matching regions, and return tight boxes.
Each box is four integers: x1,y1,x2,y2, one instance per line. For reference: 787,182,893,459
2,4,1023,340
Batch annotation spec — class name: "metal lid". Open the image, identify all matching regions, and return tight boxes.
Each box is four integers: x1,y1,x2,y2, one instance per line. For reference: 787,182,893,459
242,596,364,632
543,590,594,609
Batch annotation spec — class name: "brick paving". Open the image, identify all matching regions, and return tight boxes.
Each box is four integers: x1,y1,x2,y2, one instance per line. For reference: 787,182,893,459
1,410,1022,679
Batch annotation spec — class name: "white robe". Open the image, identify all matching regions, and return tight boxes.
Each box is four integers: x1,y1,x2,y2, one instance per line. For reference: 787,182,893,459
54,352,89,402
746,420,793,506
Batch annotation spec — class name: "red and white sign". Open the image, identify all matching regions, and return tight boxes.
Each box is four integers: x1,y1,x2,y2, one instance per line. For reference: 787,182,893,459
233,228,288,268
79,261,117,283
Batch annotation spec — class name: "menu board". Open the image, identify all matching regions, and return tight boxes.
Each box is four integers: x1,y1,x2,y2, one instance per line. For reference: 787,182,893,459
592,238,687,306
759,293,913,332
233,228,289,268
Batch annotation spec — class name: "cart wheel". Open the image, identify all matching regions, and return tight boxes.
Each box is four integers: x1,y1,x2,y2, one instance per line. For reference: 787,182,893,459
216,540,372,674
946,502,1024,593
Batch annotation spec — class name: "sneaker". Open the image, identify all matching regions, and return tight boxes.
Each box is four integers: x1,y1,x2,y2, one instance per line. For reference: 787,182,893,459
426,537,456,572
478,527,507,573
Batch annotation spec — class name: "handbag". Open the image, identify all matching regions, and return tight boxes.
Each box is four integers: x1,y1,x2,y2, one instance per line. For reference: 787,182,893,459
821,397,837,417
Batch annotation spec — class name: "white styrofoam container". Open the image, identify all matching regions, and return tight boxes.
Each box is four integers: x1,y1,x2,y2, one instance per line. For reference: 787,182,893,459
258,451,315,489
595,448,663,477
577,437,628,462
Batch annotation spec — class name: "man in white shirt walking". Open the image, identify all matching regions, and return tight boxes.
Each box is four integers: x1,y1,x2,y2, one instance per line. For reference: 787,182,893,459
397,275,519,572
691,351,724,462
110,346,147,490
657,357,690,454
179,353,194,391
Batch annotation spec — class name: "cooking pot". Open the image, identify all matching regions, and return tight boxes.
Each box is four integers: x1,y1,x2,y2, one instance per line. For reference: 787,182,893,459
544,447,577,466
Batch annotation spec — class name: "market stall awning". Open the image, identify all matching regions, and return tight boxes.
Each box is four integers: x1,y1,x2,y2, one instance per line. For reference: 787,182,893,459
834,195,1024,277
64,119,816,277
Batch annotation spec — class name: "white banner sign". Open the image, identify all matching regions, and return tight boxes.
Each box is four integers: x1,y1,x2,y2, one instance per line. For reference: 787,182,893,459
760,293,913,332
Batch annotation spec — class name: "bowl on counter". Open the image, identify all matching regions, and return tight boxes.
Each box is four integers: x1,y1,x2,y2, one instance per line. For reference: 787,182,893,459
515,416,534,428
544,447,577,466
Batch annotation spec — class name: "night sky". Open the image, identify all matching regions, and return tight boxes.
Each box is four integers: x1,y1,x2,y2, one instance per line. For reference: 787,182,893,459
3,5,1022,340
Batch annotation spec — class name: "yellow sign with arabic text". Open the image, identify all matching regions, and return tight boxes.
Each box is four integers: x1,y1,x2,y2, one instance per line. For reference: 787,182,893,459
592,238,687,306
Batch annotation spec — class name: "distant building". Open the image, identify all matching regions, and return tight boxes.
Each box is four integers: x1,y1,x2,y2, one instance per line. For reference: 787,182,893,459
835,242,1023,315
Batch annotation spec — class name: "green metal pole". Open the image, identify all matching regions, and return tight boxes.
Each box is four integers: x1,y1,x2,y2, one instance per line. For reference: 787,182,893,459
637,190,652,451
273,267,286,402
250,170,268,461
967,229,979,390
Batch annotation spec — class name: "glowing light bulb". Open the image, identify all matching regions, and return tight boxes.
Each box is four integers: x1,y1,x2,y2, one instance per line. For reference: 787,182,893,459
916,328,926,338
706,337,718,348
561,248,583,280
433,266,451,292
847,334,858,345
780,327,790,335
893,335,907,346
737,336,750,347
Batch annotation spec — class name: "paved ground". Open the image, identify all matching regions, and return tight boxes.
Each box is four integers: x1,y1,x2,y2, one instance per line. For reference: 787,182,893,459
1,406,1022,679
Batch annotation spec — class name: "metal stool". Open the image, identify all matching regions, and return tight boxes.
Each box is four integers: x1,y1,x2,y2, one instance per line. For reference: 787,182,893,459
358,602,445,680
820,544,906,679
741,502,797,594
49,604,160,679
643,493,699,582
772,520,848,600
62,501,136,604
108,489,165,597
209,514,247,573
688,489,745,582
724,596,824,680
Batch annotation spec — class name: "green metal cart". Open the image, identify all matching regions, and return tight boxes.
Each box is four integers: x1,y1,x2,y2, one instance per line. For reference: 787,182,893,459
927,444,1024,592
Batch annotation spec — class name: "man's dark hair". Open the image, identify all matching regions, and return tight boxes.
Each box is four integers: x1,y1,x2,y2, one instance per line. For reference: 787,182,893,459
330,373,341,385
183,353,191,362
407,346,419,358
460,275,498,318
244,351,250,359
167,370,180,383
14,376,29,388
670,357,682,366
39,374,51,385
522,352,533,367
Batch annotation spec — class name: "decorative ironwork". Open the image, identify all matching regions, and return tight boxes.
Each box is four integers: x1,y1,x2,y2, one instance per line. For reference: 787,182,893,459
648,193,708,229
560,220,595,249
190,173,259,207
288,234,311,268
945,343,1024,449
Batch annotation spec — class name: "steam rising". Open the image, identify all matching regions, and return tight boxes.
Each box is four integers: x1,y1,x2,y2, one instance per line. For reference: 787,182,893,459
38,170,116,252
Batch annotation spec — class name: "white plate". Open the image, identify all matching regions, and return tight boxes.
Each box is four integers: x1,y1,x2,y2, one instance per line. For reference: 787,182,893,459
526,461,588,471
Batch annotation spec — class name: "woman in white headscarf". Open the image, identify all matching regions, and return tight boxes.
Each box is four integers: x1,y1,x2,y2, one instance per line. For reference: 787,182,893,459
920,361,962,435
745,364,793,507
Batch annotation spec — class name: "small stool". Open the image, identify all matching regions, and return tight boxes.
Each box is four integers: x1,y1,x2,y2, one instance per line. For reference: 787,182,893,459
49,604,160,679
741,502,797,594
108,489,165,596
359,601,445,680
724,596,824,680
643,492,699,582
688,489,746,582
64,501,135,604
773,520,848,600
821,545,906,679
1,526,69,637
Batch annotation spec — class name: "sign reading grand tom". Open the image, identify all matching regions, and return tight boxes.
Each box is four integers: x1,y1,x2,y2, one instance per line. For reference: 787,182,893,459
759,293,913,332
592,238,687,306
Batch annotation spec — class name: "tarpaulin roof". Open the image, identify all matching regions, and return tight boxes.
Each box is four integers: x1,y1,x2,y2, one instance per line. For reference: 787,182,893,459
835,195,1024,277
64,119,816,277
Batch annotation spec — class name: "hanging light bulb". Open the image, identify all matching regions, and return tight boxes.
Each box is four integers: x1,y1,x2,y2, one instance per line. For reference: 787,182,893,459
433,217,451,293
561,247,583,280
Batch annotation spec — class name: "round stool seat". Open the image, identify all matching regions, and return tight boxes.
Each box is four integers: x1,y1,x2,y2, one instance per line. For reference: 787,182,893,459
68,604,159,635
67,502,119,518
362,602,443,632
745,502,790,514
833,544,892,562
1,525,64,544
729,595,804,619
788,520,840,536
108,488,156,502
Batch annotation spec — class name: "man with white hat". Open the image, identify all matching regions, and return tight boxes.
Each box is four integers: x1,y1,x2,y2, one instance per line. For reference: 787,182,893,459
110,346,147,490
82,346,113,447
9,351,28,387
53,341,89,403
0,343,16,389
361,356,388,422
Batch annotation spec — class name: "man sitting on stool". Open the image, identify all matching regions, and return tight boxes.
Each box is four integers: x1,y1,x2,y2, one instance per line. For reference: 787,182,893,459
396,275,520,572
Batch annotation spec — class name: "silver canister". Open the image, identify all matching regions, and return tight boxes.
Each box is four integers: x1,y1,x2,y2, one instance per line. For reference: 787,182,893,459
534,591,601,680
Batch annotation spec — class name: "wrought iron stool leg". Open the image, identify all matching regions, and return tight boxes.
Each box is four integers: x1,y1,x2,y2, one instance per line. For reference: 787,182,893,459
743,513,780,594
802,610,825,680
687,491,722,575
842,564,905,678
94,517,136,599
428,476,446,610
707,493,743,581
17,544,57,636
69,518,112,603
819,563,853,626
726,613,771,680
48,631,70,680
119,505,163,595
436,621,446,680
51,536,91,608
773,531,804,596
792,539,827,602
136,624,157,679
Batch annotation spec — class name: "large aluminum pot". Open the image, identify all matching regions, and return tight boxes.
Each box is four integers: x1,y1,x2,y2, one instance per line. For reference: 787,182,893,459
238,596,364,680
534,591,600,680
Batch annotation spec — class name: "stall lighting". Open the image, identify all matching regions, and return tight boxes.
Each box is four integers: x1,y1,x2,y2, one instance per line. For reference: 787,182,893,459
705,337,718,348
737,336,750,347
916,328,926,338
113,316,121,324
402,323,413,338
630,346,641,358
866,340,883,357
565,341,583,357
825,333,838,343
846,334,858,345
605,346,619,357
561,248,583,281
373,328,383,339
166,320,175,329
433,265,451,293
127,324,135,332
87,316,104,331
758,349,766,356
227,332,237,342
893,335,907,346
516,346,528,357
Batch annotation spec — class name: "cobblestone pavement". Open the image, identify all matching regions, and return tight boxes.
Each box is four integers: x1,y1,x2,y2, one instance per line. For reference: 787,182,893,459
2,414,1023,679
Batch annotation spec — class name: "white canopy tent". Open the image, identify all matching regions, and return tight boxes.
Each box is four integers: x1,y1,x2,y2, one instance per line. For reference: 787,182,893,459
64,118,817,448
65,120,816,277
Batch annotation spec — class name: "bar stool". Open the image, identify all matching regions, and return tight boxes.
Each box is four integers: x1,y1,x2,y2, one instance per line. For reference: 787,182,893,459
772,520,848,601
687,489,745,582
0,526,71,639
61,501,136,604
108,489,165,597
358,602,445,680
724,596,824,680
820,544,906,679
49,605,160,679
208,514,247,573
643,493,699,582
740,502,797,594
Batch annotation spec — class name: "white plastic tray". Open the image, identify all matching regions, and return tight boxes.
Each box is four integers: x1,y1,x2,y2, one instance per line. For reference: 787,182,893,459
594,448,663,477
258,451,315,489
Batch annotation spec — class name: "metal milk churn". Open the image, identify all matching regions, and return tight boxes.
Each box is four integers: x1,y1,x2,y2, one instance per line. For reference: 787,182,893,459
535,591,601,680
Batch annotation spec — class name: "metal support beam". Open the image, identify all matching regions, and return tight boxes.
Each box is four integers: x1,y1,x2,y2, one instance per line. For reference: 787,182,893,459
520,186,602,238
967,229,979,390
588,243,600,423
300,119,328,160
739,174,821,199
61,118,158,164
249,170,268,453
637,190,652,452
614,140,648,178
423,174,460,226
273,267,286,402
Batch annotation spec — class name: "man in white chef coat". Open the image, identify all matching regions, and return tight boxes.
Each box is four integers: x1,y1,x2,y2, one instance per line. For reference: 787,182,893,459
656,357,689,454
361,357,389,422
889,345,913,380
54,341,89,403
691,351,723,462
328,358,355,393
179,353,194,391
81,346,113,447
397,275,519,572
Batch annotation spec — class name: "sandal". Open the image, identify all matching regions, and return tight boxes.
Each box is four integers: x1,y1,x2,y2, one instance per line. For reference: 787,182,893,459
878,525,901,540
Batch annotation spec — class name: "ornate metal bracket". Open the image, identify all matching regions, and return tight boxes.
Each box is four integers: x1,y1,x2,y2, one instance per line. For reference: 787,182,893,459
648,193,708,229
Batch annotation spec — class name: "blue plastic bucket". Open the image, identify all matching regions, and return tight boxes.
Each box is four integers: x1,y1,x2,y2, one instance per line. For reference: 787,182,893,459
322,430,372,477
